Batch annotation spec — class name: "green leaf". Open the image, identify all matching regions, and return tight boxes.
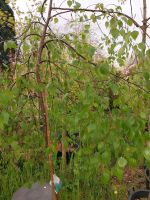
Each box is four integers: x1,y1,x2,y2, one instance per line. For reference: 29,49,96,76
98,142,104,152
131,31,139,40
118,20,123,28
96,3,104,9
74,2,81,9
23,43,29,52
99,62,109,75
86,45,96,57
84,24,90,30
101,151,111,165
54,18,59,23
101,171,110,185
67,0,72,7
11,141,19,149
113,167,124,180
117,157,127,168
2,112,9,125
138,42,145,50
140,112,147,119
110,17,117,28
144,71,150,81
105,21,109,28
146,49,150,57
90,14,96,23
110,83,118,95
46,147,52,155
118,46,125,56
127,19,133,26
79,16,83,22
111,28,119,39
37,6,45,13
4,40,17,51
144,148,150,161
146,80,150,90
128,158,137,167
0,121,4,129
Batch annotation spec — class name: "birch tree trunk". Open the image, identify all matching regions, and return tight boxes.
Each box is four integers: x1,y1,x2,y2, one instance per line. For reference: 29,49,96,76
35,0,57,199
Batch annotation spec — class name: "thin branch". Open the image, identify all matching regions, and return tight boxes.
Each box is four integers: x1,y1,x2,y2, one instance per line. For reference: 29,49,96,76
130,0,133,19
146,17,150,22
51,6,150,39
41,0,48,23
51,7,141,28
44,38,150,93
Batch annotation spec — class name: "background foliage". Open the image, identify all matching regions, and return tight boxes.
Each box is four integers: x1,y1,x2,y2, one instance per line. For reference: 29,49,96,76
0,0,150,199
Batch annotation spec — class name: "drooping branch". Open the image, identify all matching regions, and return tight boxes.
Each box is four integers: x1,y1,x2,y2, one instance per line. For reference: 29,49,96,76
51,7,141,27
43,37,150,94
51,6,150,39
